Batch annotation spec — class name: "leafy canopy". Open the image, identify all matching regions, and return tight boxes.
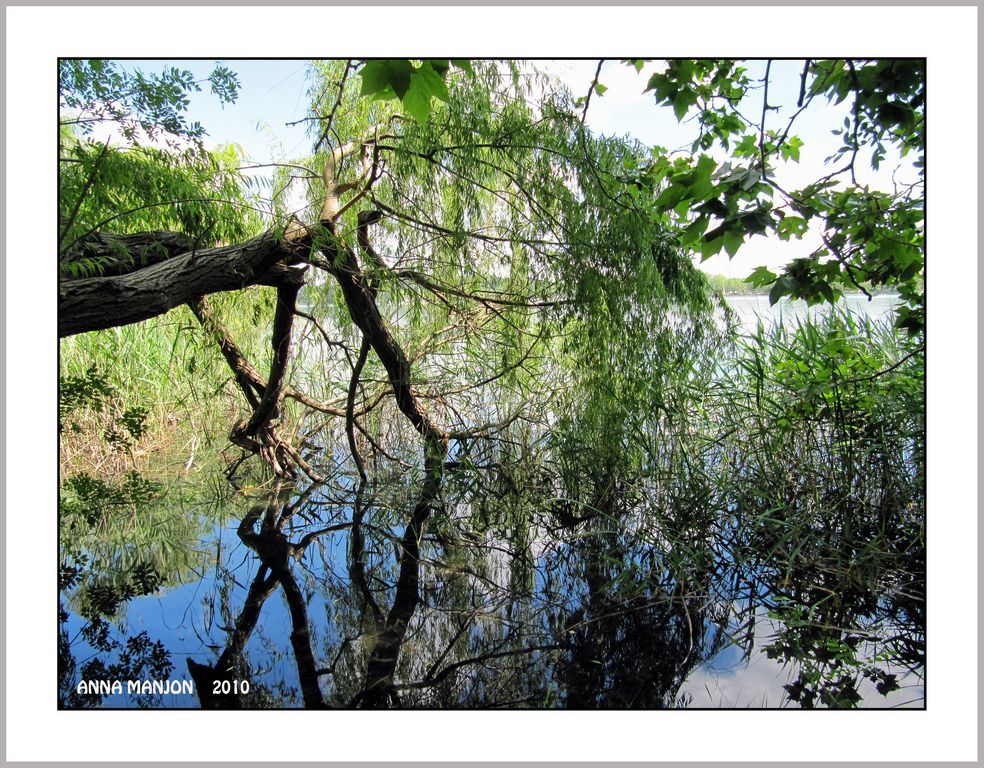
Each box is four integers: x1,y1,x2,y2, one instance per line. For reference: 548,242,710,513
630,59,924,333
363,58,924,333
59,60,260,276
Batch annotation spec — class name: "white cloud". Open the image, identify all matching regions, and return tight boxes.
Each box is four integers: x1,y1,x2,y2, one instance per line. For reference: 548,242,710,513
680,612,924,709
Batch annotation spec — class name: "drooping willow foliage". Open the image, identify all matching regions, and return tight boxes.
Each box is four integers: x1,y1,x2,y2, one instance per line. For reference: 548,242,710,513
58,59,924,709
262,61,719,469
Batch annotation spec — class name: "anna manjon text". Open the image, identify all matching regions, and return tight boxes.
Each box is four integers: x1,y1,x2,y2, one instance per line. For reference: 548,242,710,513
74,678,252,697
75,679,196,696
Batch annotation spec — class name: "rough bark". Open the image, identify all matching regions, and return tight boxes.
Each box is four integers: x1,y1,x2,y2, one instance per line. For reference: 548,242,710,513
188,296,266,410
227,280,313,480
240,282,300,438
58,225,312,337
189,295,350,419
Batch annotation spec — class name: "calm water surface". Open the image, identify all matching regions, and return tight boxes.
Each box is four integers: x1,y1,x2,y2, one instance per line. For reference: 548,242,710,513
59,294,923,709
724,292,900,333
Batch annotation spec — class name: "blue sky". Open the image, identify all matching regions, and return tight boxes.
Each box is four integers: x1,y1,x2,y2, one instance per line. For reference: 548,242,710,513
94,59,916,279
122,59,315,162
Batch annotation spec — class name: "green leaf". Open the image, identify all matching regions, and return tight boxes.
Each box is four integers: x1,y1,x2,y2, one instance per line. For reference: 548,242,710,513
645,72,669,96
768,276,792,305
740,209,773,235
360,60,413,100
734,134,758,157
745,266,777,287
402,83,433,123
400,62,451,123
593,82,608,96
697,197,729,218
672,90,697,120
723,230,743,257
450,59,473,75
817,280,836,304
414,61,450,102
679,217,709,247
700,236,724,261
780,135,804,162
654,183,688,211
427,59,450,76
777,215,809,241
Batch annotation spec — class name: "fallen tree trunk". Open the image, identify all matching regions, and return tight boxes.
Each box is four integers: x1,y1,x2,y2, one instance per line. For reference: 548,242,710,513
58,217,450,483
58,224,313,337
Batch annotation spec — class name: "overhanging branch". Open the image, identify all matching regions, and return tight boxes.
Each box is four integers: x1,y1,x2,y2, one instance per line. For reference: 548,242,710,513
58,223,313,337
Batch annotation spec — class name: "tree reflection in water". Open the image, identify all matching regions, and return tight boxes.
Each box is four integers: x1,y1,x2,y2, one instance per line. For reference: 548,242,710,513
59,321,924,710
75,432,914,709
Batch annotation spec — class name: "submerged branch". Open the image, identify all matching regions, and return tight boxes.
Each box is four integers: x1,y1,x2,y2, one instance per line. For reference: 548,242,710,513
240,282,301,438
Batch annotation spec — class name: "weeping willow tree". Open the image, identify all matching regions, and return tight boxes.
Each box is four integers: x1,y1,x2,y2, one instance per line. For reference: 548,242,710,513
59,59,713,486
58,59,925,710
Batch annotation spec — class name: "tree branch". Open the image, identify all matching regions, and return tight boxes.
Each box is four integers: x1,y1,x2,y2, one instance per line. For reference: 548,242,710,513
581,59,605,124
58,224,312,337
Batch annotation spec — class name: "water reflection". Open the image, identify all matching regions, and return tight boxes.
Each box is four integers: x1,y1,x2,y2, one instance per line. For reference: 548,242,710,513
58,437,923,708
187,484,337,708
59,302,924,709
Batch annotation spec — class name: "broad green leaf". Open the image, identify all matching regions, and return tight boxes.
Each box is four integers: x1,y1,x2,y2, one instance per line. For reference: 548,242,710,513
679,216,709,247
734,134,758,157
654,183,688,210
672,90,697,120
359,60,413,100
777,215,809,240
768,276,792,305
700,236,724,261
402,82,433,123
427,59,450,76
817,280,836,303
745,266,777,286
414,60,450,103
779,135,804,162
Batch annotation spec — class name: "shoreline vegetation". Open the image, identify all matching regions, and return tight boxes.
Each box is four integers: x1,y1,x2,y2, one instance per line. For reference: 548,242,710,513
704,273,905,298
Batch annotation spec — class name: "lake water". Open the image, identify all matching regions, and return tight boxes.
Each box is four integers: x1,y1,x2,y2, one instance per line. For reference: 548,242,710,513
724,292,900,334
58,292,923,710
